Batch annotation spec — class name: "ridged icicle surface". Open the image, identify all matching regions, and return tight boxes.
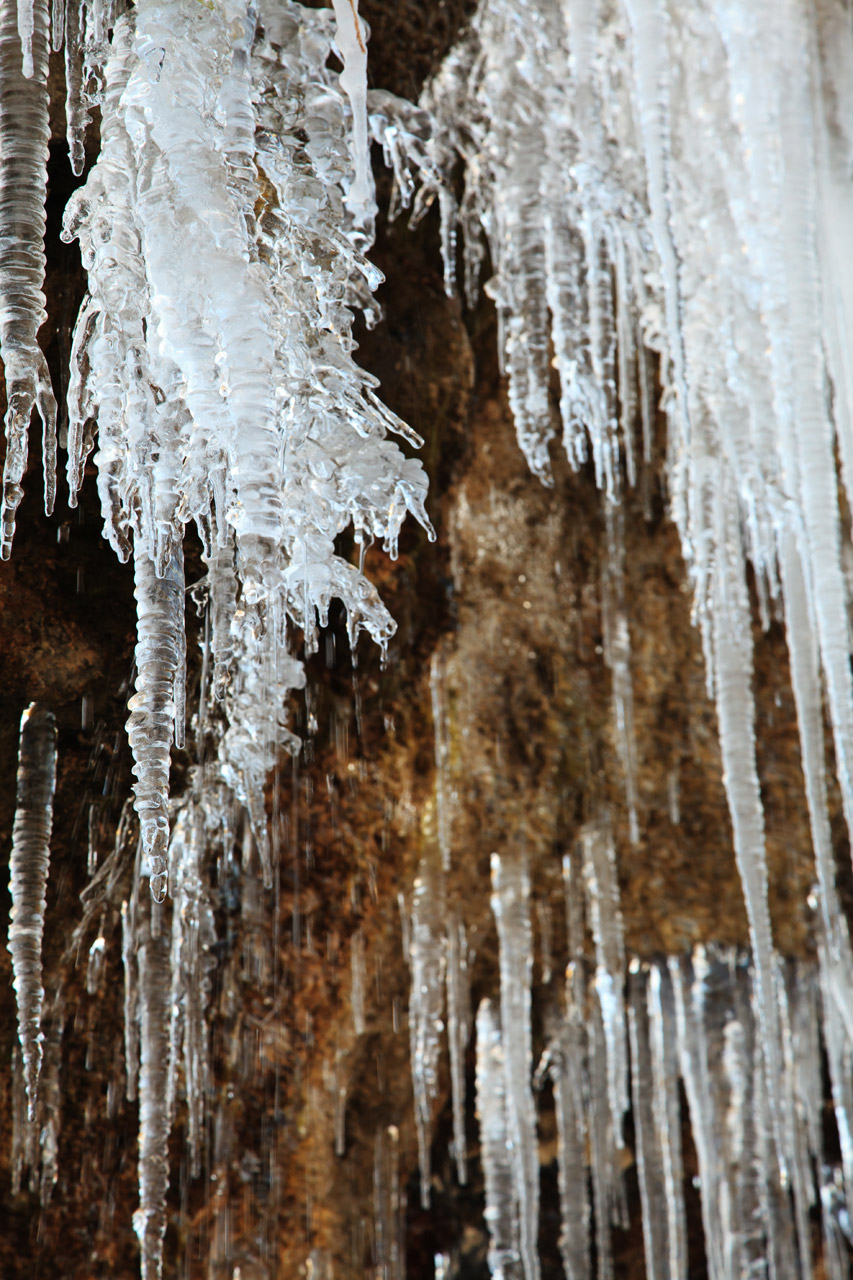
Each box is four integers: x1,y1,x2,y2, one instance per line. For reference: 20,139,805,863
7,703,56,1122
0,0,56,557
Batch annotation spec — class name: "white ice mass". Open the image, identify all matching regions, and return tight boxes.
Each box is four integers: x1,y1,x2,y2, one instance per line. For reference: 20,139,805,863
3,0,853,1277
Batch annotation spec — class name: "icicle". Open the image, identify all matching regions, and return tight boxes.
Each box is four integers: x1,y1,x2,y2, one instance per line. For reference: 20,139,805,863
475,998,522,1280
166,801,214,1177
585,996,627,1280
620,0,691,514
645,964,687,1280
127,545,185,902
0,0,56,557
446,912,470,1185
373,1124,404,1280
491,852,540,1280
331,0,375,235
122,888,140,1103
133,908,172,1280
430,647,454,873
408,856,445,1209
600,502,640,844
7,702,56,1123
627,964,685,1280
710,520,787,1181
580,816,629,1144
541,1018,591,1280
351,927,367,1036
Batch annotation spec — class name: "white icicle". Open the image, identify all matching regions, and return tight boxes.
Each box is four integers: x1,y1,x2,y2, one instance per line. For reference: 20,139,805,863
645,964,687,1280
7,702,56,1123
408,857,446,1209
127,545,185,902
331,0,375,234
475,998,522,1280
542,1019,590,1280
628,964,685,1280
710,519,787,1181
580,816,629,1145
446,912,470,1185
491,852,540,1280
0,0,56,556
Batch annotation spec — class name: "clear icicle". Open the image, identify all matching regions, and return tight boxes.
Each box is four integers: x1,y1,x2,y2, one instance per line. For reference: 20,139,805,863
351,927,367,1036
475,998,522,1280
127,545,185,902
710,525,787,1180
490,852,540,1280
645,964,687,1280
331,0,375,235
0,0,56,557
541,1017,590,1280
600,502,640,845
430,647,454,873
408,857,445,1209
446,912,470,1185
166,800,215,1177
7,702,56,1122
580,816,629,1145
628,964,684,1280
133,908,172,1280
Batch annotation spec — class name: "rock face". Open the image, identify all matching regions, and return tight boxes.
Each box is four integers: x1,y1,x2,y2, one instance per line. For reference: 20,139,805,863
0,6,842,1280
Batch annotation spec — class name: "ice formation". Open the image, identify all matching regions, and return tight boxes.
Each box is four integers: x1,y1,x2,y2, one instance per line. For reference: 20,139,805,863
0,0,56,556
6,704,56,1123
4,0,853,1275
419,0,853,1217
59,0,433,900
3,0,433,1271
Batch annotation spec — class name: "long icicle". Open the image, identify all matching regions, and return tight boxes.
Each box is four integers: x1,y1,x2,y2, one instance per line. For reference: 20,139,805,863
127,544,185,902
7,702,56,1123
0,0,56,556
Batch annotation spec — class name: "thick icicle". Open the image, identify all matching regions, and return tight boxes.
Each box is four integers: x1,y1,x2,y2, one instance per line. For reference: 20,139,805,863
491,852,540,1280
7,702,56,1122
0,0,56,557
475,998,522,1280
127,545,185,902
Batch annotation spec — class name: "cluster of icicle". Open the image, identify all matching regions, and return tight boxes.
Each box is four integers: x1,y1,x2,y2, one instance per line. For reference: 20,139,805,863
409,0,853,1244
408,811,853,1280
0,0,438,1275
60,0,434,900
0,0,435,902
